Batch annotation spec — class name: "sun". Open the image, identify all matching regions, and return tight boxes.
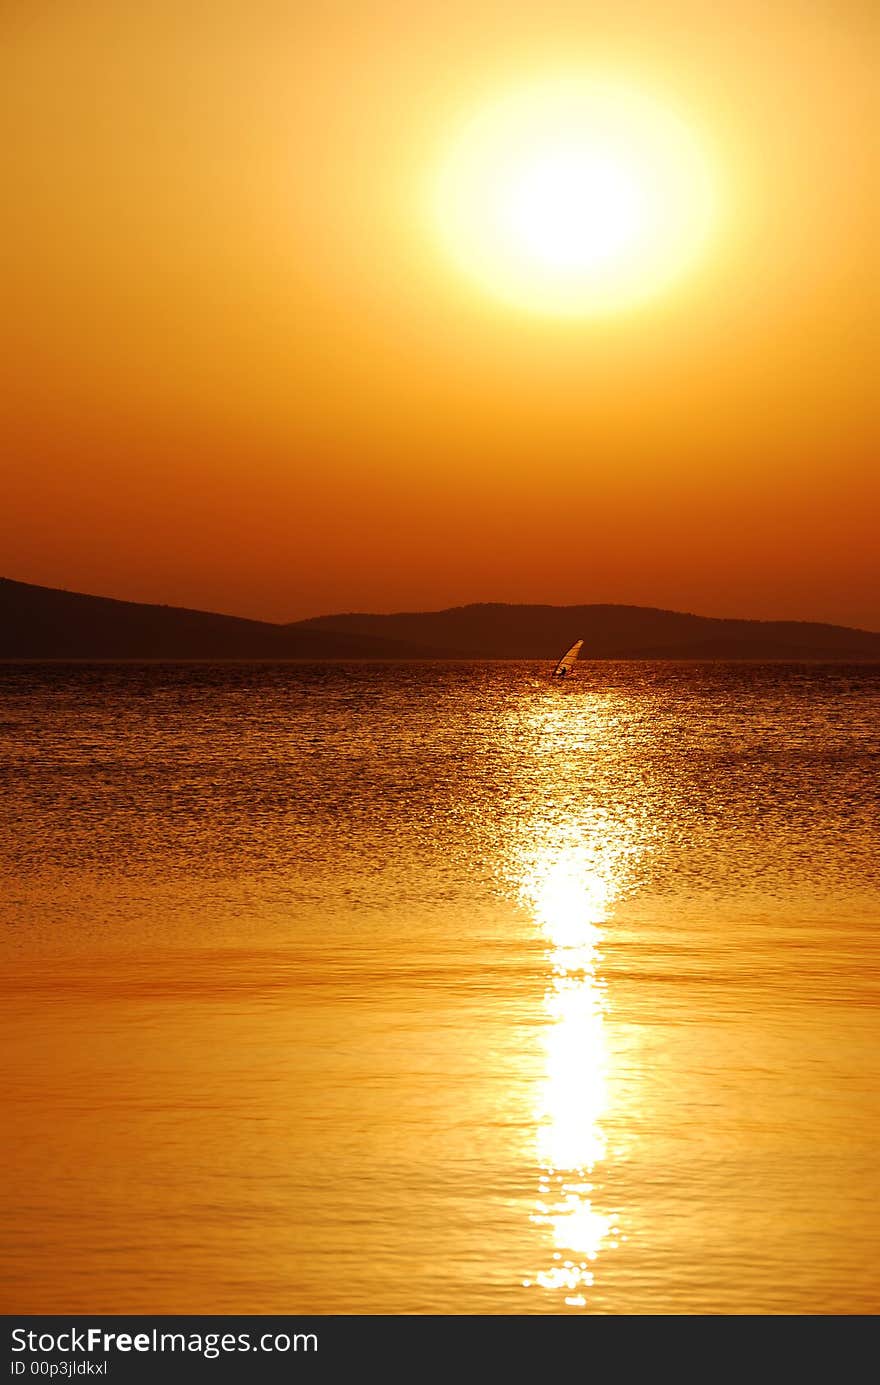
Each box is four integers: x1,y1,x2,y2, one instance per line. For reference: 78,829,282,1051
431,77,719,317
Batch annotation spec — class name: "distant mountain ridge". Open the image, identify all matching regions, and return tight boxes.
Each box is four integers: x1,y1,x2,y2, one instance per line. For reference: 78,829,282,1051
2,578,879,660
292,601,880,661
0,578,434,660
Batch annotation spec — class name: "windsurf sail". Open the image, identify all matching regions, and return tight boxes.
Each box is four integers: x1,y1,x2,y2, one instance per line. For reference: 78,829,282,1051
552,639,583,678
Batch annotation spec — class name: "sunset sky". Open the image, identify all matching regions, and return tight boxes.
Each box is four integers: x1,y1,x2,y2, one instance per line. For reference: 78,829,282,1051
3,1,876,626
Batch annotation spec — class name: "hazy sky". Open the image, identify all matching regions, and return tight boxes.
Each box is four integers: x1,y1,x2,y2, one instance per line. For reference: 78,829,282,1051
3,2,876,625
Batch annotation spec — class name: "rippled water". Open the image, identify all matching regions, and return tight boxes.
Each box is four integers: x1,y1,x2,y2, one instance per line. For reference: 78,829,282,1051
1,662,878,1313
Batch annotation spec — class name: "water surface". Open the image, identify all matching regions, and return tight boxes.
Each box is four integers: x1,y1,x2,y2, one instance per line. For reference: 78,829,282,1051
1,662,877,1313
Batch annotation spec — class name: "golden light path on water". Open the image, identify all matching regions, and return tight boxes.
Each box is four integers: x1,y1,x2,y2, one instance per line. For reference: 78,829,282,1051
505,691,644,1309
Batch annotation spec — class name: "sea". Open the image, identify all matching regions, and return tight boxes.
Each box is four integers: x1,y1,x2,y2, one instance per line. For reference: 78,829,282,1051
1,661,878,1314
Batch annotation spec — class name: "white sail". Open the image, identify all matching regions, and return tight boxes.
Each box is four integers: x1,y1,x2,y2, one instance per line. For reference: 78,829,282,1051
552,639,583,677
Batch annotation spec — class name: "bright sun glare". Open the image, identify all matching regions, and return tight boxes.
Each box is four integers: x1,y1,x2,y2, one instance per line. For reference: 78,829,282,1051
432,78,719,317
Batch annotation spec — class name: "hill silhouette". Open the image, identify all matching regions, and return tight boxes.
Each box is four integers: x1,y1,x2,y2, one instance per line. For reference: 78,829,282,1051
0,578,433,660
293,602,880,660
2,578,879,660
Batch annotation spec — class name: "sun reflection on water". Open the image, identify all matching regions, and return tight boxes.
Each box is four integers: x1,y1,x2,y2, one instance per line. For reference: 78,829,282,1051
507,696,641,1309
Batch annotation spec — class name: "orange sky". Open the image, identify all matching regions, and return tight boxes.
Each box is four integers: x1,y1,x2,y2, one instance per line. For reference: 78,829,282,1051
2,2,877,626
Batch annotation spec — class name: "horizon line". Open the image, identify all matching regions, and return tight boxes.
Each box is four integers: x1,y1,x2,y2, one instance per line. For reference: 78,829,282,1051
2,573,878,638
